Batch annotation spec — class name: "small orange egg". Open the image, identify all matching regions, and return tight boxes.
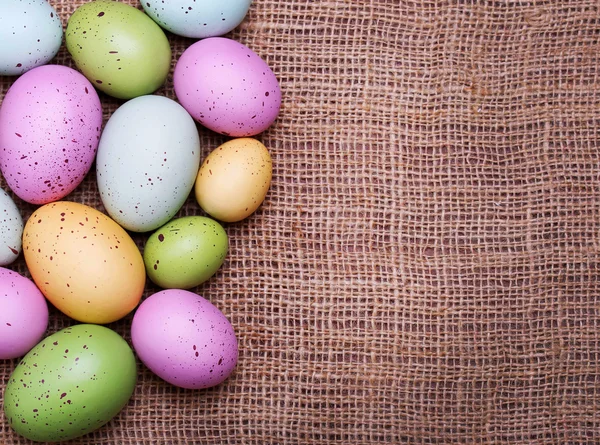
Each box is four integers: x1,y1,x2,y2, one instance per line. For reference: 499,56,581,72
195,138,272,222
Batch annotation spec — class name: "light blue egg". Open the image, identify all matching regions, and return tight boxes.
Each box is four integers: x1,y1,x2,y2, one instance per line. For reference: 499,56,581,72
96,95,201,233
141,0,252,38
0,189,23,266
0,0,63,76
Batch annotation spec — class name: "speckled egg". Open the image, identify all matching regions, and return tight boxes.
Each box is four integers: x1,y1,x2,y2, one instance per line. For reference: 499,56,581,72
3,324,137,442
0,0,62,76
142,0,252,38
96,95,201,233
144,216,228,289
66,0,171,99
0,268,48,360
195,138,272,222
0,189,23,265
22,201,146,324
0,65,102,205
131,289,238,389
174,37,281,137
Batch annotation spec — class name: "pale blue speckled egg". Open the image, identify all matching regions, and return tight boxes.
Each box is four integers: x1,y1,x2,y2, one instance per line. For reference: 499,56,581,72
141,0,252,38
0,0,62,76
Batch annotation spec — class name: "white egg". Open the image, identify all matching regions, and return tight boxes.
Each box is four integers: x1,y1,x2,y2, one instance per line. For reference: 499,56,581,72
0,0,63,76
0,189,24,266
141,0,252,39
96,95,201,233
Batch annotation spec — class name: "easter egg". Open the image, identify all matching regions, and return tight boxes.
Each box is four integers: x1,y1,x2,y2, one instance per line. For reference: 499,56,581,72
143,216,228,289
195,138,272,222
0,65,102,205
22,201,146,324
0,268,48,360
0,0,62,76
131,289,238,389
174,37,281,137
3,324,137,442
0,189,24,265
96,95,201,233
142,0,252,38
66,0,171,99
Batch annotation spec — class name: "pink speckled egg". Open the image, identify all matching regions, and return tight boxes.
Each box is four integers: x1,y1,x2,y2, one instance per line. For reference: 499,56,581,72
0,65,102,204
174,37,281,137
131,289,238,389
0,267,49,359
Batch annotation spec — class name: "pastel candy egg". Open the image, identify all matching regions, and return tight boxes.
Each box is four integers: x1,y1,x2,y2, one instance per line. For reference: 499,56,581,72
174,37,281,137
0,0,62,76
66,0,171,99
3,324,137,442
0,65,102,205
22,201,146,324
142,0,252,38
143,216,228,289
0,267,48,360
131,289,238,389
0,189,24,265
195,138,272,222
96,95,201,233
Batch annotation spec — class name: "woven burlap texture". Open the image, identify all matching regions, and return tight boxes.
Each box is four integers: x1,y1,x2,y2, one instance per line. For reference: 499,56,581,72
2,0,600,443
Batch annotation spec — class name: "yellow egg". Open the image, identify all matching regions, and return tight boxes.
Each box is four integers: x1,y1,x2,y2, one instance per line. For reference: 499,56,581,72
195,138,272,222
22,201,146,324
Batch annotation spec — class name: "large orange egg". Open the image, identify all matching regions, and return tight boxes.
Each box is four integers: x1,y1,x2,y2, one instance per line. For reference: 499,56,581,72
23,201,145,324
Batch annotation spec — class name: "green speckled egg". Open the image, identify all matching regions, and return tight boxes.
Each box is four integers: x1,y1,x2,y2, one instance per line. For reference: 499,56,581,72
3,324,137,443
65,0,171,99
144,216,228,289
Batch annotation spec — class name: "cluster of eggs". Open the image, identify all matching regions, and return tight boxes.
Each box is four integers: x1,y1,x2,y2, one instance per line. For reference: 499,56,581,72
0,0,280,442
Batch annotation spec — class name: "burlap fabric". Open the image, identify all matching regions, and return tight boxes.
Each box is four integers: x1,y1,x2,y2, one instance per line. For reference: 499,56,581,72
1,0,600,443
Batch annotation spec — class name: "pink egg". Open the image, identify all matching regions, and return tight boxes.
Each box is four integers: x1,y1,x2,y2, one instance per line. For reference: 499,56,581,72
174,37,281,137
0,65,102,204
0,267,49,359
131,289,238,389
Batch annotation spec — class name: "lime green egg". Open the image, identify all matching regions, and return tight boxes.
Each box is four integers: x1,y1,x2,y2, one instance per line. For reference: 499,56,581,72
144,216,228,289
65,0,171,99
3,324,137,443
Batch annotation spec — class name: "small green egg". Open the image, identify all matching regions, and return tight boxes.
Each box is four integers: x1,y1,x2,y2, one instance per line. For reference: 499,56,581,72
144,216,228,289
3,324,137,443
65,0,171,99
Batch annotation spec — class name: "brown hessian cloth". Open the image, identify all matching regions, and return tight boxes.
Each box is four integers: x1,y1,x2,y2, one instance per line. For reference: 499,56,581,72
1,0,600,443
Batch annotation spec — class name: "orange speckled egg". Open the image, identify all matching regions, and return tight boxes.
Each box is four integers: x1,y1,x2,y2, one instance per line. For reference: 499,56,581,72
195,138,272,222
22,201,146,324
